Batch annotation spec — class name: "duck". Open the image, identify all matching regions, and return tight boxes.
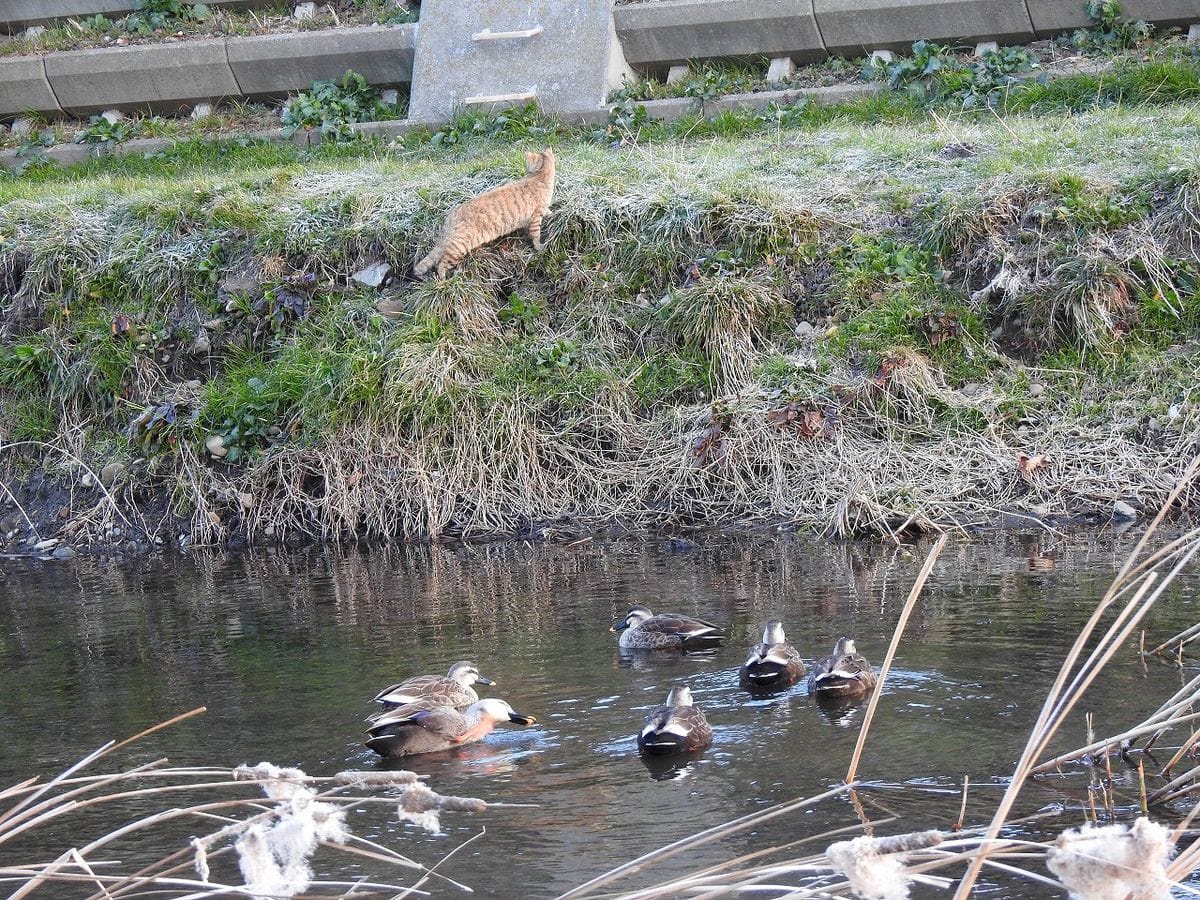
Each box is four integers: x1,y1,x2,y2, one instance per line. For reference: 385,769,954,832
739,620,805,691
365,698,537,758
808,637,877,698
370,661,494,713
638,685,713,754
611,605,723,650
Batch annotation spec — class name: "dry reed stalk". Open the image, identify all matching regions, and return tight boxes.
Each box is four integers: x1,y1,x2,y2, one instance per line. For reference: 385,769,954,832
845,533,948,784
952,456,1200,898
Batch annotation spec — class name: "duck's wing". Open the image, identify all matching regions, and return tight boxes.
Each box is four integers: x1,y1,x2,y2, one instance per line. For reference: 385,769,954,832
367,704,467,739
811,651,874,687
372,674,442,705
642,614,721,639
640,704,712,750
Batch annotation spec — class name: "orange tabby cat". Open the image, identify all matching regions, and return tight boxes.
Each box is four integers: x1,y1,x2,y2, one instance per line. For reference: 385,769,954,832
414,148,556,278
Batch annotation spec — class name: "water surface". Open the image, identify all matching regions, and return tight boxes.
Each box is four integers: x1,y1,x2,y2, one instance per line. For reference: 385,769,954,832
1,531,1197,897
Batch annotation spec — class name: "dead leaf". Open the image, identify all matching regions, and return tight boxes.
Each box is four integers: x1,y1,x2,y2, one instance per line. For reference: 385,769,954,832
111,313,133,338
207,510,222,525
1017,453,1053,481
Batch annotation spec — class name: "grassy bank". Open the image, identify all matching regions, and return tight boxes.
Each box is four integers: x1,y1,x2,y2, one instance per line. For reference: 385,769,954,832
1,62,1199,548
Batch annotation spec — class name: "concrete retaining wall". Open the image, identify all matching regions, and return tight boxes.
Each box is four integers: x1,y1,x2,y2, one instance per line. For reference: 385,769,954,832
1,1,266,32
0,23,416,118
616,0,825,69
615,0,1199,65
228,26,417,99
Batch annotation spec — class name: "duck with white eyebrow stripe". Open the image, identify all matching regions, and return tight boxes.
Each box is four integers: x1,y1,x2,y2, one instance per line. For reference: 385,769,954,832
637,685,713,754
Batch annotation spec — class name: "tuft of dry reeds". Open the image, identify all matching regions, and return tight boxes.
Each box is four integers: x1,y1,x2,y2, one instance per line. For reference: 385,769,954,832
0,707,506,899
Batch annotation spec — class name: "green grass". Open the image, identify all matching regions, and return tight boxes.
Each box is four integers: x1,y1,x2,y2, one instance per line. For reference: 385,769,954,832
2,63,1200,541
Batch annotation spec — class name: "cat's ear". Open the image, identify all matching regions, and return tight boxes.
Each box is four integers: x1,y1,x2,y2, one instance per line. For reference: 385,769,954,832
525,150,541,170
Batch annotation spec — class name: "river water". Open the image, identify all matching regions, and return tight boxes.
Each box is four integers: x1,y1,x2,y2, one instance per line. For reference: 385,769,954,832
1,531,1198,897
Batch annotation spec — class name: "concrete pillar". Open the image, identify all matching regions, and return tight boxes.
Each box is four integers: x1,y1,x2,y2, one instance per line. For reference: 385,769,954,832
408,0,634,123
666,64,690,84
766,56,796,82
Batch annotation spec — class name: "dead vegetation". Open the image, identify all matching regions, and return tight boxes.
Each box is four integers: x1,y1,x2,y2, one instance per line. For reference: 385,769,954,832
1,109,1199,548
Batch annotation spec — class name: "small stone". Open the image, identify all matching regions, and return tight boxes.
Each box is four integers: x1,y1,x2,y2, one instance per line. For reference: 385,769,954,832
293,1,317,20
100,462,126,487
960,382,985,398
33,538,59,551
1113,500,1137,520
380,89,399,106
192,329,212,355
795,320,815,338
974,41,999,57
10,117,33,138
376,297,405,319
205,434,228,458
237,492,254,510
1189,23,1200,45
666,64,689,85
52,545,77,559
23,25,46,39
352,261,391,287
1028,382,1045,398
870,49,894,65
80,472,96,488
190,102,214,120
100,109,125,125
115,36,129,46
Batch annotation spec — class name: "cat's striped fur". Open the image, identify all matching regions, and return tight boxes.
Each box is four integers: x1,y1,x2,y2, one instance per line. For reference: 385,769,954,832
414,148,555,278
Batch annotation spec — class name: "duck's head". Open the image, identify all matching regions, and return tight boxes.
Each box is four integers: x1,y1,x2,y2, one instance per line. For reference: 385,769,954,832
665,684,694,707
833,637,857,656
762,620,786,645
611,605,654,633
474,698,537,726
446,660,495,687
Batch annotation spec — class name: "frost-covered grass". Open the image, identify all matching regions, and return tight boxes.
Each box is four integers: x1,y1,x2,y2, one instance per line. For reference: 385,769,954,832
1,80,1198,547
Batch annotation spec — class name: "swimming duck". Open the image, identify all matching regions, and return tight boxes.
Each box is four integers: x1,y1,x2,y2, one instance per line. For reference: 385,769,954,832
638,685,713,754
371,661,494,712
365,698,537,758
808,637,877,698
739,620,805,691
611,605,723,650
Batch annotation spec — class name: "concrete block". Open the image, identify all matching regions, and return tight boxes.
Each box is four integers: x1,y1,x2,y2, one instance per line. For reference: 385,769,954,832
815,0,1034,55
869,48,893,63
191,101,214,118
46,40,239,115
409,1,633,122
380,88,400,106
45,142,97,166
799,81,883,105
974,40,999,55
615,0,826,68
10,117,34,136
349,118,424,139
766,56,795,82
1028,0,1198,36
1190,22,1200,44
0,56,62,118
100,108,124,124
293,1,316,20
666,64,690,84
637,96,700,122
227,25,416,97
0,1,268,31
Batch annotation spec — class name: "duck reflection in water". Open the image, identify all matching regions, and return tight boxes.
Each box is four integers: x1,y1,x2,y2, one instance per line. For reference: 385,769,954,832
814,693,865,728
640,749,705,781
